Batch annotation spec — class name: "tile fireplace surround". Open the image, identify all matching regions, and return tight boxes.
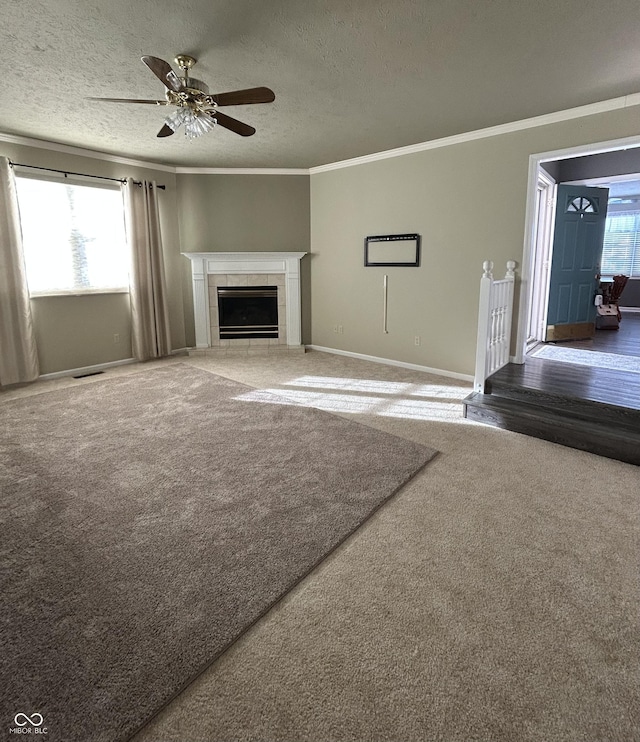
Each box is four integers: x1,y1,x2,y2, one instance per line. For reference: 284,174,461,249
183,252,307,351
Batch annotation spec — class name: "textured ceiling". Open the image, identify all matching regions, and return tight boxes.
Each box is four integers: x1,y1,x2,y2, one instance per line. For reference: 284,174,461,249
2,0,640,169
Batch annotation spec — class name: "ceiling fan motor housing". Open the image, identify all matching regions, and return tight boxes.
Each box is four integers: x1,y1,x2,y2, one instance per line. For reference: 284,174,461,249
180,77,209,95
90,54,272,138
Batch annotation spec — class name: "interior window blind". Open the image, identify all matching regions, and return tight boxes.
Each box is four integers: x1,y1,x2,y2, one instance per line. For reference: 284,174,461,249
601,210,640,278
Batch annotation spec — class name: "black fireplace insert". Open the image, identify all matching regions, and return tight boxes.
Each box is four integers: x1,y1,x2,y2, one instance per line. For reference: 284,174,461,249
217,286,278,339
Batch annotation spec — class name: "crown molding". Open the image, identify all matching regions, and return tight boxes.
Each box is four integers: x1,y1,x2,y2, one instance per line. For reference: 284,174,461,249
309,92,640,174
0,132,308,175
0,132,177,172
175,167,309,175
3,90,640,176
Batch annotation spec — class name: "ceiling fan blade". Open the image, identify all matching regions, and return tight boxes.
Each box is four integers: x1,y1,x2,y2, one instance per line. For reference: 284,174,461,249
141,56,182,92
211,87,275,107
157,124,175,138
87,97,167,105
210,110,255,137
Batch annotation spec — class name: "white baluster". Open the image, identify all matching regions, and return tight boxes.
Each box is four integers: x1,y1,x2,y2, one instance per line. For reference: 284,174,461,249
474,260,518,394
474,261,494,393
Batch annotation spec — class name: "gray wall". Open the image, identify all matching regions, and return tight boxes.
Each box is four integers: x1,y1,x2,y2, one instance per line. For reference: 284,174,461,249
620,281,640,307
177,174,311,345
6,101,640,378
1,149,311,374
310,105,640,376
557,147,640,182
540,160,560,180
31,293,132,372
0,141,183,375
177,174,310,253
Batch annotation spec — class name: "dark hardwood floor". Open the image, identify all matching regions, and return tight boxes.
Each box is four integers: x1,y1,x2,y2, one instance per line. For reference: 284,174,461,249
555,309,640,357
463,355,640,465
492,355,640,412
464,308,640,464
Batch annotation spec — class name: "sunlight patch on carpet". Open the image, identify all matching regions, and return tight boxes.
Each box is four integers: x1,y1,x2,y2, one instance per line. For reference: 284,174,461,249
234,375,472,423
1,364,436,742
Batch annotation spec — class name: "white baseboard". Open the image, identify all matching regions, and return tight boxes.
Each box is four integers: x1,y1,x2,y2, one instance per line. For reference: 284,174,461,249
620,306,640,313
39,349,193,381
39,358,136,381
306,345,474,382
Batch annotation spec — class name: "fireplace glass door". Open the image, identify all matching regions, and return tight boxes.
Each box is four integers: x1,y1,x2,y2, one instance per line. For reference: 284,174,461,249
217,286,278,339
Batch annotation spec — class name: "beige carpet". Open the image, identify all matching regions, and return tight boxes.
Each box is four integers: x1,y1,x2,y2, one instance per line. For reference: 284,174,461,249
5,350,639,741
1,363,434,742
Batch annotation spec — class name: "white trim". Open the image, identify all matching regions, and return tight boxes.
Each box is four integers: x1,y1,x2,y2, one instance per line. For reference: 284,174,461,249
3,93,640,176
0,132,175,172
183,252,307,348
30,288,129,298
516,131,640,363
535,134,640,164
526,169,556,344
537,168,556,189
310,94,640,174
38,357,136,381
13,165,123,190
563,172,640,187
175,167,309,175
514,155,542,364
306,345,474,382
0,132,309,175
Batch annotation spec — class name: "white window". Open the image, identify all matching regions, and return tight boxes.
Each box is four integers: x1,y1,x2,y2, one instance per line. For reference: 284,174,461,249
601,203,640,279
15,175,129,296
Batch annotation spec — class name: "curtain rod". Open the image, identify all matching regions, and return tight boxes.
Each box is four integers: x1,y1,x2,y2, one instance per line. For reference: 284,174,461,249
9,161,166,189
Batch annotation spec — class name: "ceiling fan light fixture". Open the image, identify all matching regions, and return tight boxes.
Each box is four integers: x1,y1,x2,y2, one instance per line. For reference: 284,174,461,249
163,107,216,138
164,107,189,132
91,54,271,140
184,111,217,139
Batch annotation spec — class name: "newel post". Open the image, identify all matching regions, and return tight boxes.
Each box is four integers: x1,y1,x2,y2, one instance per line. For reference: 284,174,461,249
474,261,493,393
502,260,517,368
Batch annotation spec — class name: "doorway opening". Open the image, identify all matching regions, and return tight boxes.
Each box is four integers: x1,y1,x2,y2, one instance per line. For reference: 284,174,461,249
516,135,640,370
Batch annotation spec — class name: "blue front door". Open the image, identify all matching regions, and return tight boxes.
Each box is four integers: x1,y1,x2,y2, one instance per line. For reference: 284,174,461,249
546,184,609,341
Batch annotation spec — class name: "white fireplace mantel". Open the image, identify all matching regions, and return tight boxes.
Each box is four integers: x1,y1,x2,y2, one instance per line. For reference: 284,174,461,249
183,252,307,348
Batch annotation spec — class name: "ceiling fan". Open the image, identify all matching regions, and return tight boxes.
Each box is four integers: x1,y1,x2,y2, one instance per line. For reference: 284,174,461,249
88,54,275,139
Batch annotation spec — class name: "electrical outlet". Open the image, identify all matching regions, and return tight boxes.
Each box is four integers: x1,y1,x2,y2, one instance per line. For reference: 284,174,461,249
338,325,344,334
113,333,120,344
414,335,420,346
333,324,339,333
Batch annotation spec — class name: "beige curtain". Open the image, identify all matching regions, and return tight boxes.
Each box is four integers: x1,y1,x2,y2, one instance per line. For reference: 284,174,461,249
124,179,171,361
0,157,39,386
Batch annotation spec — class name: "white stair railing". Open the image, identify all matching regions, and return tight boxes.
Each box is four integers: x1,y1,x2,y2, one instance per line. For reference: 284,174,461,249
474,260,517,393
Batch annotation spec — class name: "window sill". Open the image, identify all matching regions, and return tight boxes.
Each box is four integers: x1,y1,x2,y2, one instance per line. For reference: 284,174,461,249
30,288,130,298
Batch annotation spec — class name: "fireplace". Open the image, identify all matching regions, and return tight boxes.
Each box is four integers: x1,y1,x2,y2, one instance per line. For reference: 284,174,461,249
182,252,307,349
217,286,279,339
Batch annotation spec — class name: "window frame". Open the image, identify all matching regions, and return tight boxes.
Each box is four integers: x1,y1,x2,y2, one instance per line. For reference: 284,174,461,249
601,203,640,280
14,169,130,298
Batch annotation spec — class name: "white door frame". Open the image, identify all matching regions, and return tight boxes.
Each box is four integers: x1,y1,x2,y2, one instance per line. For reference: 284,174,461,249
514,133,640,364
527,169,556,345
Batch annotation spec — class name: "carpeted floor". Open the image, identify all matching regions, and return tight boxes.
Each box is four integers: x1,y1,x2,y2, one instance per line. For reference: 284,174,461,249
3,351,639,742
0,363,435,742
134,351,638,742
